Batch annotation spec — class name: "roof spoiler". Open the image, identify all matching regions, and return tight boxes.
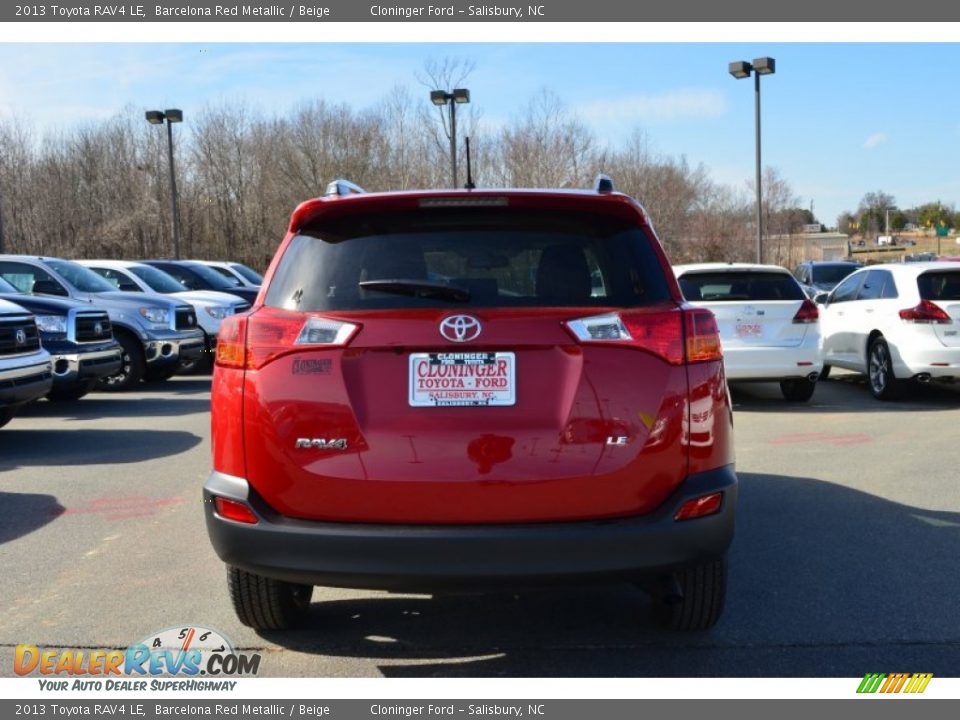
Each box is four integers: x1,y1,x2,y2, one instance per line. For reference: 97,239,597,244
594,174,615,194
324,179,366,198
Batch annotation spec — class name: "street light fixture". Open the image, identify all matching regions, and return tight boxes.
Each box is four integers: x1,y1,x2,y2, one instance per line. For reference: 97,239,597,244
430,88,470,188
729,57,776,264
145,108,184,259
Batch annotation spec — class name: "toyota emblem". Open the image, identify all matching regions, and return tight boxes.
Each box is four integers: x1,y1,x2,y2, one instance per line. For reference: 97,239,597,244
94,321,104,336
15,329,26,345
439,314,482,343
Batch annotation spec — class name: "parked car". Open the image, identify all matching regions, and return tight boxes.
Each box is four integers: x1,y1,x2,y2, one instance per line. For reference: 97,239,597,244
793,260,863,298
204,177,737,632
0,298,52,428
0,256,205,391
78,260,249,373
142,260,260,305
816,262,960,399
194,260,263,289
675,263,822,401
0,276,121,401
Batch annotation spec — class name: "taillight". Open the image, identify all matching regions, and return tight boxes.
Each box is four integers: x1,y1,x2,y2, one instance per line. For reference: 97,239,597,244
899,300,951,324
213,497,258,525
563,306,721,365
215,314,248,369
684,308,723,363
792,298,819,324
244,309,359,370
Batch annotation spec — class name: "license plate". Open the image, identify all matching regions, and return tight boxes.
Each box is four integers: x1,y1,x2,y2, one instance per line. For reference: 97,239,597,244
736,323,762,338
409,352,516,407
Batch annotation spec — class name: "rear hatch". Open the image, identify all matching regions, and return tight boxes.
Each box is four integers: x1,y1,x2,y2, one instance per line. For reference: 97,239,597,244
917,269,960,347
678,270,811,348
240,200,694,524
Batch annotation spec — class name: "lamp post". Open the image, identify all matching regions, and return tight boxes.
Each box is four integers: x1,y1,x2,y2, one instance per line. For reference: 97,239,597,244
430,88,470,188
729,57,776,264
145,108,184,259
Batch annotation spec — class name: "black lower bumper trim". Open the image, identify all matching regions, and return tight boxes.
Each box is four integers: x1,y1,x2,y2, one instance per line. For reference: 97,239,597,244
204,466,737,591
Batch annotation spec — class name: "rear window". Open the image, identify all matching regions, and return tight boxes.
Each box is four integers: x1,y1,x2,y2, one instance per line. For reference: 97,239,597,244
679,271,805,302
811,264,860,284
917,271,960,301
264,209,671,311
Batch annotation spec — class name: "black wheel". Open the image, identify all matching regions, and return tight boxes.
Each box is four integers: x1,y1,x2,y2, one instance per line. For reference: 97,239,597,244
46,382,95,402
819,364,831,381
227,566,313,630
779,378,816,402
0,407,14,429
653,556,727,632
867,337,902,401
96,333,145,392
143,365,179,383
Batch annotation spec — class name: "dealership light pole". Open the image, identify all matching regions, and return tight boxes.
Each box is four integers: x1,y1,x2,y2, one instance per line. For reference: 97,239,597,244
145,108,184,259
430,88,470,188
729,57,776,264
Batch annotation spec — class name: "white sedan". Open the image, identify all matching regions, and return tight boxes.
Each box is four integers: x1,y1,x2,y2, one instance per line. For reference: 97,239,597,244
815,262,960,400
674,263,822,401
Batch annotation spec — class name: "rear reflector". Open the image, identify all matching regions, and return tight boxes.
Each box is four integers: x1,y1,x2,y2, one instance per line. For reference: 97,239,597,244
674,492,723,521
792,298,819,323
899,299,952,324
214,497,258,524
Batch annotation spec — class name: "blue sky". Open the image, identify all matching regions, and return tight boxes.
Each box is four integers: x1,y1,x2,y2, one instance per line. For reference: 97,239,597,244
1,42,959,227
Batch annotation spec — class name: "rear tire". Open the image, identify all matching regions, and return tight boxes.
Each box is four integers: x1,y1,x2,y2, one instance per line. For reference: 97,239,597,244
0,407,15,429
653,556,727,632
867,337,902,401
227,566,313,630
819,364,831,381
779,378,816,402
96,333,145,392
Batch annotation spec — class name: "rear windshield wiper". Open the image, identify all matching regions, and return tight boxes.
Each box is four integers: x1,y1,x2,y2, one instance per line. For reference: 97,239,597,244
359,279,471,303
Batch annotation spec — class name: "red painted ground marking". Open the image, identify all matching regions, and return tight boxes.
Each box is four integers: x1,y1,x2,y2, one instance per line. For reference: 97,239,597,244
768,432,872,446
62,496,185,521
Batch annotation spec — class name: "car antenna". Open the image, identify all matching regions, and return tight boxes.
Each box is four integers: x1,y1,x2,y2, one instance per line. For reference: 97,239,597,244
464,136,476,190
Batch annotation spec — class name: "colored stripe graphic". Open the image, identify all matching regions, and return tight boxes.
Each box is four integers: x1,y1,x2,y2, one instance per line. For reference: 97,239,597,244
858,673,932,694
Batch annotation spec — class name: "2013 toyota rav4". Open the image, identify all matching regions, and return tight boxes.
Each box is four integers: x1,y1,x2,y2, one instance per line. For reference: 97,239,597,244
205,178,738,632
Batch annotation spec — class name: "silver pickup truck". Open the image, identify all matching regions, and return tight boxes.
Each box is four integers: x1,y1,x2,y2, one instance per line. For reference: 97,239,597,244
0,256,205,391
0,298,53,429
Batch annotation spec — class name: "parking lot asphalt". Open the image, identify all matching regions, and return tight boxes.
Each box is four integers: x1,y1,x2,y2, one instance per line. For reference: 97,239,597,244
1,372,958,677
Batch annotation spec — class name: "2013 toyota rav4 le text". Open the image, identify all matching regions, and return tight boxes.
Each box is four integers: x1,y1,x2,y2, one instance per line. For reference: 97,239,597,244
204,177,738,632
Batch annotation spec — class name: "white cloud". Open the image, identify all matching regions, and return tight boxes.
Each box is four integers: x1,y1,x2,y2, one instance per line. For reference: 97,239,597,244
863,132,888,149
577,88,728,127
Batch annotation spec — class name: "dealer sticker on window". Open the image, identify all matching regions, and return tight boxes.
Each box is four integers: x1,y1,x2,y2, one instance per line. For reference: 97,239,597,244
409,352,516,407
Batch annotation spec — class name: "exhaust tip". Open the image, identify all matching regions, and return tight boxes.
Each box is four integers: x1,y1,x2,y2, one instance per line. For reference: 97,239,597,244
807,372,820,382
915,373,932,384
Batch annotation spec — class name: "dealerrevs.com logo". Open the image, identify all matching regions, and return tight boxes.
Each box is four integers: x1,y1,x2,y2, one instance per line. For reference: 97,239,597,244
15,626,261,691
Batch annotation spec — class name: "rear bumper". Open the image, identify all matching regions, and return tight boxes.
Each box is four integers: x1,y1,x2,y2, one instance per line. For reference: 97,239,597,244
722,341,822,381
203,465,737,591
891,343,960,380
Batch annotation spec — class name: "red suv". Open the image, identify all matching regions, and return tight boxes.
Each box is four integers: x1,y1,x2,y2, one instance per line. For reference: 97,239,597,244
204,177,737,632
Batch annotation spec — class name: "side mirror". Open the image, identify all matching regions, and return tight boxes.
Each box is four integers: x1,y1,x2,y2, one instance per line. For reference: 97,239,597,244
814,292,829,305
32,279,69,297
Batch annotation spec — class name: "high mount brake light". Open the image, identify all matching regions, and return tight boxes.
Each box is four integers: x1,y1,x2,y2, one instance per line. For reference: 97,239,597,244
564,307,722,365
214,310,359,370
899,299,951,324
792,298,819,324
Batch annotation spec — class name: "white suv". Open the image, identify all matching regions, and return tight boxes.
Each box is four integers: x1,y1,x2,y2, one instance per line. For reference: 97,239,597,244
675,263,822,401
816,262,960,399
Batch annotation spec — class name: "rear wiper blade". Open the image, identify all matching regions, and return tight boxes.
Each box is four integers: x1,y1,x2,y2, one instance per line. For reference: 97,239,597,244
359,279,471,303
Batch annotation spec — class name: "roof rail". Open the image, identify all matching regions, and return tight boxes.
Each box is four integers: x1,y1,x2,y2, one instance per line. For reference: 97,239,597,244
324,179,366,198
594,174,615,194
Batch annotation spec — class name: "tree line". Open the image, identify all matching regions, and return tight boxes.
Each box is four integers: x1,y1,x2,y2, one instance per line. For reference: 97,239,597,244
837,190,959,237
0,87,818,270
